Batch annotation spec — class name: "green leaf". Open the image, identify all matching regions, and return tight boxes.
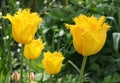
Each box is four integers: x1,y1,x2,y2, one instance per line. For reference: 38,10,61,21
112,32,120,53
112,73,120,82
103,75,112,83
68,60,80,73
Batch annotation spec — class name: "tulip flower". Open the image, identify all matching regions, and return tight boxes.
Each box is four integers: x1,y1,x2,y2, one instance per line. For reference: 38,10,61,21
66,14,111,56
24,38,44,60
3,9,42,44
66,14,111,83
42,52,64,74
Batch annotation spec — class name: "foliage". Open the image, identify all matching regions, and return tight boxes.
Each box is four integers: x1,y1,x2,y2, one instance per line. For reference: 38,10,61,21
0,0,120,83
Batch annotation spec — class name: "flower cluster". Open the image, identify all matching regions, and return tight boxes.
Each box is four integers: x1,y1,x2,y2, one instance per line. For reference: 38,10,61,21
4,8,111,83
4,9,64,75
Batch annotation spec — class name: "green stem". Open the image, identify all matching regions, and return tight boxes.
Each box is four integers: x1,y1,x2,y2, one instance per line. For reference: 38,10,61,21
29,60,31,83
52,32,55,52
49,74,52,83
63,40,72,56
65,0,68,6
20,46,24,83
57,37,60,51
40,27,49,51
79,56,88,83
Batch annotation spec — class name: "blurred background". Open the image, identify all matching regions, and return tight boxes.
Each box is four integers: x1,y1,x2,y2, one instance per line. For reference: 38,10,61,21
0,0,120,83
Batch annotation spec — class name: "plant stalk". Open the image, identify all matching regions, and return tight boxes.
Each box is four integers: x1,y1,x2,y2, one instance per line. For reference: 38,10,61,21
49,74,52,83
65,0,68,6
79,56,88,83
20,46,24,83
29,60,31,83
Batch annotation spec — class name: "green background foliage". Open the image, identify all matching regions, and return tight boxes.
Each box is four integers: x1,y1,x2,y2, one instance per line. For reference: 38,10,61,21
0,0,120,83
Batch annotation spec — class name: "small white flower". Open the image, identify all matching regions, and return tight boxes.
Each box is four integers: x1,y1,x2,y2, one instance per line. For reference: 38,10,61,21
54,39,58,43
0,12,2,18
17,48,21,53
16,1,20,5
59,30,64,36
18,43,22,47
0,26,2,29
6,35,9,39
44,0,47,4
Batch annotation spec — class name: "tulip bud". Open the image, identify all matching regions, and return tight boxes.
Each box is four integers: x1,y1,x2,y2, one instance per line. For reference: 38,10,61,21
11,71,20,80
30,72,35,81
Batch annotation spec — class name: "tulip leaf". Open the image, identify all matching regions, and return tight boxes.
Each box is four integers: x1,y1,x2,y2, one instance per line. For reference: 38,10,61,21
103,75,112,83
112,32,120,53
0,72,10,83
112,73,120,82
68,60,80,73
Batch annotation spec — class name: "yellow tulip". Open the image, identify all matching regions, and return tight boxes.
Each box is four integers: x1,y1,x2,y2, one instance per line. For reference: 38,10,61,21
3,9,42,44
24,38,44,60
66,14,111,56
42,52,64,74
